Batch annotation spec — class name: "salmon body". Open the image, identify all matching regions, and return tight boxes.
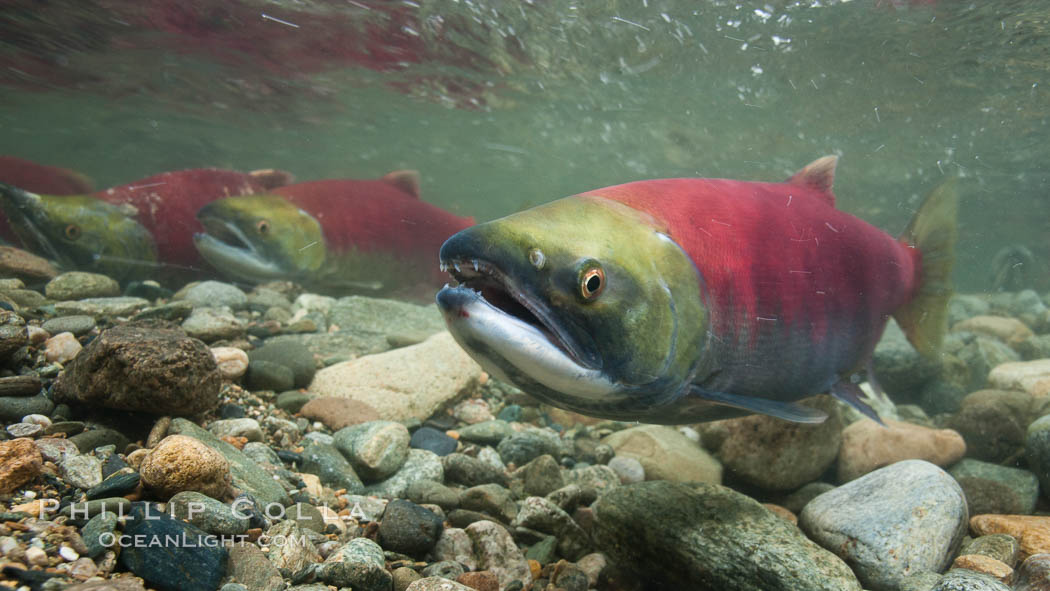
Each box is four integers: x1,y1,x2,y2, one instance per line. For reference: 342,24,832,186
436,157,957,424
272,175,474,289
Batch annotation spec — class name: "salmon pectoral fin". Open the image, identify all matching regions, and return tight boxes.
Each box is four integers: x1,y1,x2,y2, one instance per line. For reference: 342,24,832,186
830,380,886,426
686,386,828,424
895,178,959,357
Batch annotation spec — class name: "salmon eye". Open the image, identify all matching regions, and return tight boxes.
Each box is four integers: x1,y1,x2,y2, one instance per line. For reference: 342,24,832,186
256,219,270,234
579,265,605,300
528,248,545,269
64,224,81,240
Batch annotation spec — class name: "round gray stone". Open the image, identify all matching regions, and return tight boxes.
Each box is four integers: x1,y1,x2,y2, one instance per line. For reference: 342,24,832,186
799,460,968,591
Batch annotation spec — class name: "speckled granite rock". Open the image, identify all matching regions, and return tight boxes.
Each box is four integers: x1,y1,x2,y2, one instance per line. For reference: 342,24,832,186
593,480,861,590
800,460,968,591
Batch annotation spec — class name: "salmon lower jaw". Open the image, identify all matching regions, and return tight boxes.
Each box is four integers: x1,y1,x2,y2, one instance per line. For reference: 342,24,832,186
436,285,618,401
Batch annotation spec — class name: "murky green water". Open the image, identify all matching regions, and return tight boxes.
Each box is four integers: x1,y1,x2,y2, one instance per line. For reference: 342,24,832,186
1,0,1048,291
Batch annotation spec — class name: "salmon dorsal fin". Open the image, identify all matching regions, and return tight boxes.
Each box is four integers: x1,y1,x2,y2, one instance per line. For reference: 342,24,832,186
787,155,837,207
381,169,421,199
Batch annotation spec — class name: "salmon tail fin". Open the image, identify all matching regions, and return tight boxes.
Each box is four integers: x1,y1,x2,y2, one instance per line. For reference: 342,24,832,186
894,178,959,357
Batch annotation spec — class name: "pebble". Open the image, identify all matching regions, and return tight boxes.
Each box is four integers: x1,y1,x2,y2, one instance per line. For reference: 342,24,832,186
948,389,1049,464
25,545,48,566
308,332,483,422
963,535,1022,567
429,527,477,570
699,395,841,490
377,499,445,556
81,511,120,558
0,437,43,493
800,460,968,590
44,331,83,363
461,483,519,523
837,419,967,482
53,296,150,317
442,452,506,487
406,479,461,510
0,394,53,422
602,424,722,484
988,359,1050,397
7,422,43,438
497,429,565,467
42,315,97,336
405,578,475,591
317,537,393,591
300,439,365,493
276,390,314,414
86,469,141,500
953,315,1035,346
931,568,1012,590
70,428,129,454
334,420,411,481
970,515,1050,560
410,427,459,457
1027,415,1050,499
299,396,381,430
180,281,248,308
168,491,249,535
593,480,861,590
452,398,496,424
366,448,445,498
208,418,263,442
511,496,592,561
139,434,232,499
950,554,1014,584
34,436,80,462
60,454,103,489
264,520,320,572
465,520,533,589
181,307,245,342
458,571,500,591
225,543,284,591
249,340,317,388
211,346,249,380
45,271,120,300
949,458,1040,515
59,545,80,561
521,454,566,496
118,503,228,591
457,420,514,446
51,323,221,416
1013,554,1050,591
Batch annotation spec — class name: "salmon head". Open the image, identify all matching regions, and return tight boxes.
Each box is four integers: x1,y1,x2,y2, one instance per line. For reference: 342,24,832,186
0,182,157,280
194,194,326,283
436,194,710,421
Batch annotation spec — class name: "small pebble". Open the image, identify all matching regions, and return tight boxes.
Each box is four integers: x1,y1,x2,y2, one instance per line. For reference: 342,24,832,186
25,545,48,566
211,346,250,380
21,414,52,427
59,546,80,561
45,331,82,364
7,422,43,438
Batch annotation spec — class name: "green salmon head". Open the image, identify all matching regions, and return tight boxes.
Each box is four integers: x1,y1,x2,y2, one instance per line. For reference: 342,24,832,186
194,194,325,282
0,182,157,280
436,194,710,421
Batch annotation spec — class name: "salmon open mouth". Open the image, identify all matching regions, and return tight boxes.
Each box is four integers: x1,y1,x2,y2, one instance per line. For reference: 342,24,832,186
438,257,599,370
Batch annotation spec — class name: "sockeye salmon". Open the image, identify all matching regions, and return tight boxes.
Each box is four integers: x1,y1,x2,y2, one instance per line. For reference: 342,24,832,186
193,171,474,297
0,167,290,281
435,156,957,424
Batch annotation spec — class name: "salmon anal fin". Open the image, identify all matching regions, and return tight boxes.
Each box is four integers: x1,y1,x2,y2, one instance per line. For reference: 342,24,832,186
787,155,838,207
830,380,885,425
382,170,422,199
687,385,828,423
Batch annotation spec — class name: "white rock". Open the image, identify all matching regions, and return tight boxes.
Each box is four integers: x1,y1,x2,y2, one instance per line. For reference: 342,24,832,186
308,332,483,422
211,346,249,380
58,545,79,561
44,332,82,364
